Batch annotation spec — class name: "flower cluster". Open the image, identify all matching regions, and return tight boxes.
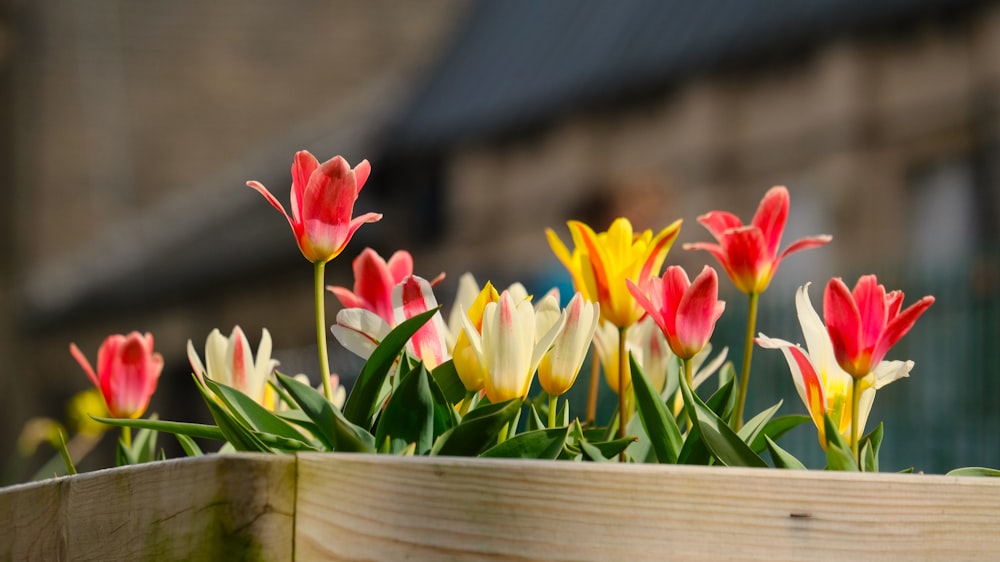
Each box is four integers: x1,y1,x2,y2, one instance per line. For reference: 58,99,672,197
52,150,946,476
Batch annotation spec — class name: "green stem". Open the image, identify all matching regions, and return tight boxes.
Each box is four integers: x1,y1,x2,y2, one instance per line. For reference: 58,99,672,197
548,394,558,429
586,347,600,424
617,325,629,461
733,292,760,431
683,356,694,434
121,426,131,449
315,261,333,401
851,376,863,464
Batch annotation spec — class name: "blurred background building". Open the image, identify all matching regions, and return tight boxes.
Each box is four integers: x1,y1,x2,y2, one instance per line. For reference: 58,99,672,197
2,0,998,478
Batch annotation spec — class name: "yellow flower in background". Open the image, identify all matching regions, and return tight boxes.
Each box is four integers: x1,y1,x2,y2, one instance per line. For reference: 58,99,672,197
66,388,110,439
547,217,682,328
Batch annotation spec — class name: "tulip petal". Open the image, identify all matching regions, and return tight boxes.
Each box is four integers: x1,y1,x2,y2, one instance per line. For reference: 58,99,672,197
824,277,863,375
697,210,744,240
751,186,789,259
872,296,935,367
676,266,724,357
331,308,392,360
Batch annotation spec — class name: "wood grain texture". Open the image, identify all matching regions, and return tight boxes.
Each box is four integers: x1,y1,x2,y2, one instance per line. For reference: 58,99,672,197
1,454,295,561
296,454,1000,561
4,454,1000,561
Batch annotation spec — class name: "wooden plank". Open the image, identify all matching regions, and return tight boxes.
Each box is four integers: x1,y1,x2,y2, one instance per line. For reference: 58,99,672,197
0,454,296,561
0,476,67,560
295,454,1000,561
63,454,295,561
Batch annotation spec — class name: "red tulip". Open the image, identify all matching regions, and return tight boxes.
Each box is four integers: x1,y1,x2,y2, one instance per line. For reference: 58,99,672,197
70,332,164,419
328,248,414,324
247,151,382,264
684,186,831,294
628,266,725,359
823,275,935,379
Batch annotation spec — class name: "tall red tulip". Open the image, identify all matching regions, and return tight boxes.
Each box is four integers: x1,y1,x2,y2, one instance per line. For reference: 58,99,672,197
247,151,382,264
70,332,163,419
684,186,831,429
684,186,831,295
824,275,935,379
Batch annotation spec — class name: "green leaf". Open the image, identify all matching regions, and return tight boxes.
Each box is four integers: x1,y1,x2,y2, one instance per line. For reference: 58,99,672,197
95,416,225,441
431,360,467,404
748,414,811,454
706,377,738,424
630,353,682,463
375,364,436,455
822,414,858,472
132,425,158,464
343,308,439,428
946,467,1000,477
859,422,884,473
737,401,783,449
480,427,568,459
579,439,612,462
525,401,546,432
679,374,767,467
276,372,374,453
765,435,807,470
175,433,204,457
116,438,136,466
583,436,638,461
204,378,314,446
201,388,272,453
431,399,522,456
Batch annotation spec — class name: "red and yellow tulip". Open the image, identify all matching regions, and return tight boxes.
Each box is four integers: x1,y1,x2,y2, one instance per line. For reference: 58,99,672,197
684,186,831,295
757,284,912,447
823,275,935,379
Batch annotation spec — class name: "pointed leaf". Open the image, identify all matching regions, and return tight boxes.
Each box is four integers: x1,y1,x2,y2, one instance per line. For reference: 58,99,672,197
679,375,767,467
431,399,522,456
95,416,225,441
175,433,204,457
205,377,313,446
431,359,467,404
765,435,807,470
375,364,436,455
276,372,374,453
584,436,638,461
480,427,568,459
823,414,858,471
201,387,272,453
947,467,1000,477
748,414,811,454
344,308,439,427
737,400,783,449
631,353,682,463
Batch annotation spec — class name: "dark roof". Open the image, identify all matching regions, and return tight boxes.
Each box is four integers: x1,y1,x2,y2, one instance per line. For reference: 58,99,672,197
388,0,986,152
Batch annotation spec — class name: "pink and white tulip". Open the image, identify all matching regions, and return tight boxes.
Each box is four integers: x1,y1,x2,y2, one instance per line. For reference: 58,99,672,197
247,151,382,264
187,326,279,409
70,332,164,419
537,293,600,396
628,265,725,359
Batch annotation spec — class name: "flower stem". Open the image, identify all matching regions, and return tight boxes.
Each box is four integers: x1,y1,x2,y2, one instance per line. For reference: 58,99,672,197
548,394,559,429
617,325,629,459
314,261,333,401
683,356,694,434
733,291,759,431
121,426,131,449
851,376,863,465
586,347,600,424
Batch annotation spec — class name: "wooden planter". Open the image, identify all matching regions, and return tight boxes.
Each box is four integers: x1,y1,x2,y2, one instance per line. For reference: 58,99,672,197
3,453,999,561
